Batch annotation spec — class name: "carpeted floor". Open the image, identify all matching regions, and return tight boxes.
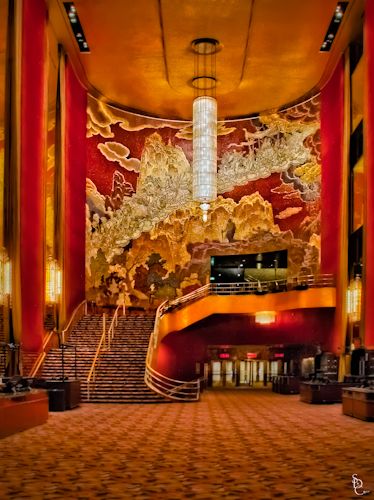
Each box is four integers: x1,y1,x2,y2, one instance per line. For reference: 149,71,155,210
0,390,373,499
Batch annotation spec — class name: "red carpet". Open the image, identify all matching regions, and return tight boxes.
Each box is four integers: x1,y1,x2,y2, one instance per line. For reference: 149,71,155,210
0,390,373,499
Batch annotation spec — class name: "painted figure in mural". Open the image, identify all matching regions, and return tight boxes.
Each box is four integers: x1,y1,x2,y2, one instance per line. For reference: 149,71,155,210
225,219,236,242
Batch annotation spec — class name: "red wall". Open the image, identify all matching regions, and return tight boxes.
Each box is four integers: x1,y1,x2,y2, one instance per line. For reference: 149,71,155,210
157,309,335,380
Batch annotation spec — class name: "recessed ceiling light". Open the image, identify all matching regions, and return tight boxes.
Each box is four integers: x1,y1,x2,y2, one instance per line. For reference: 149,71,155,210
320,2,348,52
63,2,90,53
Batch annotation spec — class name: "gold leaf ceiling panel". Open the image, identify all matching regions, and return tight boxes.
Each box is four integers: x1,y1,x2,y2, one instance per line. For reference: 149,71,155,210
49,0,364,119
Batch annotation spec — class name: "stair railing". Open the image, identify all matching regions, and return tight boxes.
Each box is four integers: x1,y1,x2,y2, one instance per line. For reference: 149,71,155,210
86,304,121,400
28,299,87,378
61,300,88,344
144,273,335,401
28,330,56,378
144,301,201,401
107,304,121,350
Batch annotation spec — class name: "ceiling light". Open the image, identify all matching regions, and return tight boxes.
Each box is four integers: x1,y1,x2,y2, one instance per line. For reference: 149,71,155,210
320,2,348,52
64,2,90,53
191,38,219,221
255,311,276,325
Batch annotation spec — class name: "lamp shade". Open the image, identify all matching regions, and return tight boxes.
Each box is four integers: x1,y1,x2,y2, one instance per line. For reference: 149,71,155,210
192,96,217,204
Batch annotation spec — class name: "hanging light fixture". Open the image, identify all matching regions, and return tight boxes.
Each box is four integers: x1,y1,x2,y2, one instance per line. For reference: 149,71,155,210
46,256,61,304
191,38,219,222
347,275,362,322
0,247,11,305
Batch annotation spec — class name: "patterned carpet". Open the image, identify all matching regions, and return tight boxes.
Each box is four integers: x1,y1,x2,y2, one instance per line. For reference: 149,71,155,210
0,389,373,499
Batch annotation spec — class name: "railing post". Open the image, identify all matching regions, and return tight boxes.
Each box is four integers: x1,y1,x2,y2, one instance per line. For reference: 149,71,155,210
84,301,87,315
123,303,126,317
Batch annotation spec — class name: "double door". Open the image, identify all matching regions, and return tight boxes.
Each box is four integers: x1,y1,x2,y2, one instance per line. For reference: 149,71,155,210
209,359,271,387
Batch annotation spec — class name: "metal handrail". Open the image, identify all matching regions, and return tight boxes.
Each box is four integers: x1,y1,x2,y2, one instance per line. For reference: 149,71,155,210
28,299,88,378
167,274,335,310
144,301,201,401
86,304,121,400
28,330,56,377
107,304,121,350
144,273,335,401
61,300,87,344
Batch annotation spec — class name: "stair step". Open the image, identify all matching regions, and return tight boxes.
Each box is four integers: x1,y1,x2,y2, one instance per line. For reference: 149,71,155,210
40,313,165,403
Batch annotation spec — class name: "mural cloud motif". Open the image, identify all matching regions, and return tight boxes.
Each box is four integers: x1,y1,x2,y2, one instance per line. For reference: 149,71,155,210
275,207,303,220
271,183,301,200
87,99,121,138
98,141,141,172
119,121,182,132
175,122,237,141
86,178,107,216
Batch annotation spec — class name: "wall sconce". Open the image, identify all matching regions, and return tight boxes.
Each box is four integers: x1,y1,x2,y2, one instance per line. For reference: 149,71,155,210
46,256,61,304
0,247,11,304
255,311,276,325
346,275,361,322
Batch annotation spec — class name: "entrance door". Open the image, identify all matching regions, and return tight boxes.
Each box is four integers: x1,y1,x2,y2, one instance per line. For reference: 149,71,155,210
239,360,268,386
211,360,237,387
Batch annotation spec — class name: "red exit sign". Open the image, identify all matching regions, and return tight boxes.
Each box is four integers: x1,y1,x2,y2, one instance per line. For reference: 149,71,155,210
219,353,230,359
246,352,257,359
274,353,284,358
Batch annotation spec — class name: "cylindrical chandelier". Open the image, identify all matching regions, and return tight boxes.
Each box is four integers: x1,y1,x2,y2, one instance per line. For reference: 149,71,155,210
191,38,219,222
45,256,61,304
193,96,217,210
0,247,11,305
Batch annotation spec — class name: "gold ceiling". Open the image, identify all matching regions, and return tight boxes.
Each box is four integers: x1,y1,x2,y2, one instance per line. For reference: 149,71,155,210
52,0,362,119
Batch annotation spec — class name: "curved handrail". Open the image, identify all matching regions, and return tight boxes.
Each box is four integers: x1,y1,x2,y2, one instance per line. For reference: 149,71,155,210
106,304,121,350
86,304,121,400
61,300,87,344
144,301,201,401
28,299,87,377
166,274,335,312
144,273,335,401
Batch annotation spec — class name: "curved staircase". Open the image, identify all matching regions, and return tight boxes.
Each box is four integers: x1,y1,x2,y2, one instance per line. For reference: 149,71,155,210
41,313,166,403
87,315,165,403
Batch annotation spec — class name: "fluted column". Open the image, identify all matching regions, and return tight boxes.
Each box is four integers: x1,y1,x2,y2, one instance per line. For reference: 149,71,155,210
364,0,374,349
320,58,347,354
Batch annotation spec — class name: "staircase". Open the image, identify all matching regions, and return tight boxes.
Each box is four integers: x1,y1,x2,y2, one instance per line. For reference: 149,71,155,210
41,315,104,400
87,315,166,403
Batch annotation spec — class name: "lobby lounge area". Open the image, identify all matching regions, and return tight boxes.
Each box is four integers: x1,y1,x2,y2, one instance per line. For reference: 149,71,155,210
0,391,373,499
0,390,374,500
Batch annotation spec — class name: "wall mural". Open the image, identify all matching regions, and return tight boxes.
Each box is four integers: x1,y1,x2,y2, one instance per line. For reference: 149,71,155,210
86,95,321,309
